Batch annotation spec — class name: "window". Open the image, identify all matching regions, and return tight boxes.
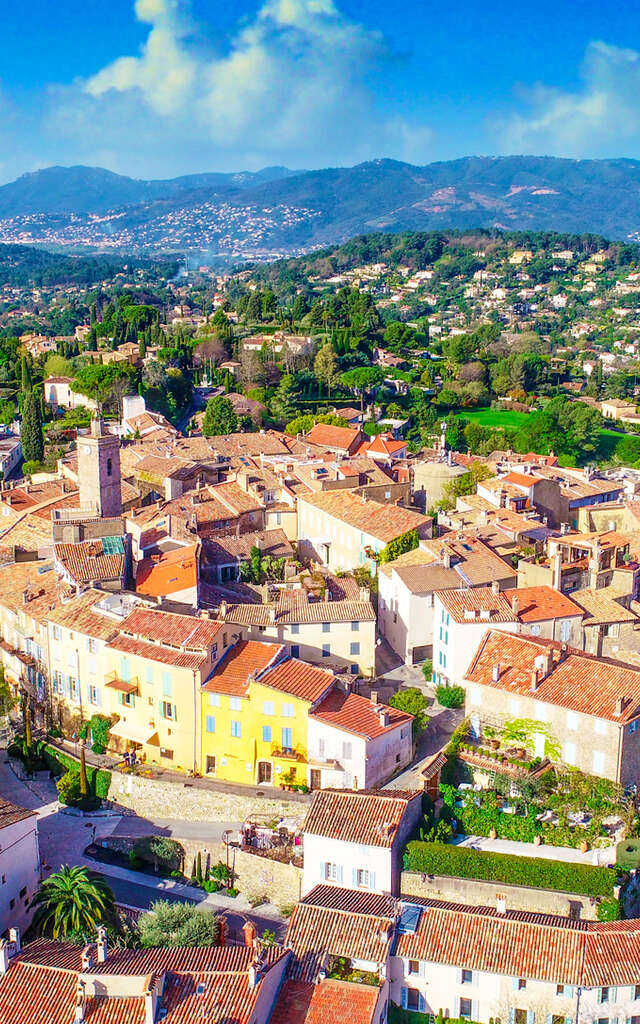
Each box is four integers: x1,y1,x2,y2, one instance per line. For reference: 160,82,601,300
282,702,294,717
88,685,98,706
263,701,275,715
350,664,358,674
564,741,577,766
351,621,359,631
262,725,272,743
106,458,113,477
231,721,241,738
52,625,61,641
406,989,420,1011
324,862,341,881
322,622,330,633
566,710,578,730
408,960,420,975
459,998,472,1019
630,721,639,735
599,988,610,1004
291,623,300,635
160,748,173,760
162,701,175,721
87,638,97,654
162,672,172,698
282,727,293,750
291,645,300,659
208,693,220,707
461,969,473,985
121,692,134,708
635,985,640,1000
205,716,216,734
350,642,360,656
356,869,370,887
322,644,330,658
517,979,527,990
230,697,241,711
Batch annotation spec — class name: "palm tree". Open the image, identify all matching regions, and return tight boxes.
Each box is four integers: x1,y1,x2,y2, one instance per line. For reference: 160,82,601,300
30,865,117,939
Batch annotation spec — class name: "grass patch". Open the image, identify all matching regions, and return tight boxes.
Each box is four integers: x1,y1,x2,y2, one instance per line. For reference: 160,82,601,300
617,839,640,870
453,407,530,429
404,841,616,897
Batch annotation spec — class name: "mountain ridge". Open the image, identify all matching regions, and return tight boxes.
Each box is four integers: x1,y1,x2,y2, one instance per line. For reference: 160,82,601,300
1,156,640,257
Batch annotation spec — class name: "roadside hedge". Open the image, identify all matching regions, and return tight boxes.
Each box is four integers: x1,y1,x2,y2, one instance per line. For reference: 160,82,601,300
42,743,112,800
404,841,616,897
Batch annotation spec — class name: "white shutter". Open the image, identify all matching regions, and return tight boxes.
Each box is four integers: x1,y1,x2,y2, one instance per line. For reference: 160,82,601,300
472,1001,479,1021
419,961,426,978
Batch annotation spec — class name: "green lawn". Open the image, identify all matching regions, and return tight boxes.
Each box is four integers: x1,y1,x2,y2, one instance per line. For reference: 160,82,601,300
453,407,531,429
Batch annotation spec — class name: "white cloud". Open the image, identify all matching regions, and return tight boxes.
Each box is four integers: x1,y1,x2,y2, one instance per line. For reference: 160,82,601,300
498,41,640,157
70,0,430,174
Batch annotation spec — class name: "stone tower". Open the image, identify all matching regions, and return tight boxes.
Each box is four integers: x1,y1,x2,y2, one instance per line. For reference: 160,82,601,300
78,418,122,518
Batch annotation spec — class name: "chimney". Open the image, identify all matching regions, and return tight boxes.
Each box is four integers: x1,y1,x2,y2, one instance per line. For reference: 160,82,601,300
491,580,500,596
370,690,378,705
219,600,227,618
81,945,94,971
96,926,107,963
248,954,266,990
496,893,507,915
511,594,519,616
616,696,626,717
0,940,10,976
359,586,369,602
145,987,159,1024
544,648,554,677
218,917,227,946
8,929,20,954
552,550,562,591
74,981,86,1024
530,668,540,691
242,920,257,948
268,606,276,624
560,642,568,661
378,708,390,728
443,549,451,569
491,663,500,682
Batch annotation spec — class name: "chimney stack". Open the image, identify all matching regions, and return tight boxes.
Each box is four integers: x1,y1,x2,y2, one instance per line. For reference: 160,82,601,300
8,929,20,954
491,663,500,683
496,893,507,915
96,926,107,964
378,708,390,728
530,668,540,691
242,920,257,948
74,981,86,1024
616,695,626,717
511,594,519,617
81,946,94,972
218,917,227,946
370,690,378,705
491,580,500,596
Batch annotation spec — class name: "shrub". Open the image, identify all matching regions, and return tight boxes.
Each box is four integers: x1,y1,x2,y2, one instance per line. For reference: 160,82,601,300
56,770,82,806
138,901,220,947
404,842,616,897
436,685,465,708
211,862,232,881
202,880,222,893
128,851,144,871
43,743,111,800
389,687,429,739
226,887,239,898
597,896,622,921
421,660,433,683
134,836,184,873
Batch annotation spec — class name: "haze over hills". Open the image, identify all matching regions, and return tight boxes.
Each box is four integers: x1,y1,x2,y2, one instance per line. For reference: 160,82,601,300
1,156,640,261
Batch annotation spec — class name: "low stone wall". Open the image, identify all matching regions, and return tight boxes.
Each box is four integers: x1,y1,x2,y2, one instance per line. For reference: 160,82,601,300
401,870,600,920
107,770,308,827
103,834,302,912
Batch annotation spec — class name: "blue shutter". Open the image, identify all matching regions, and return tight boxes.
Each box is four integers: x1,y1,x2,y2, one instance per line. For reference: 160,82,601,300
337,865,343,883
401,988,408,1010
120,658,130,681
509,1011,516,1024
546,1016,552,1024
320,862,327,881
564,1018,573,1024
369,871,376,890
352,867,358,886
566,988,575,1000
511,979,519,991
419,994,427,1013
527,1011,535,1024
95,687,102,708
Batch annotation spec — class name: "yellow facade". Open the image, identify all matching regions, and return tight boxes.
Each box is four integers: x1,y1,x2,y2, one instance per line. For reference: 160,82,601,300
200,676,311,786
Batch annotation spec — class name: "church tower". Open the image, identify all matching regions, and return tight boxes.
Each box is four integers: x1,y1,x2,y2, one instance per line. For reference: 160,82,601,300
78,418,122,518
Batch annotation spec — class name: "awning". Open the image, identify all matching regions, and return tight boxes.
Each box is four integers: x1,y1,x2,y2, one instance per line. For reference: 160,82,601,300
109,719,159,745
106,679,138,694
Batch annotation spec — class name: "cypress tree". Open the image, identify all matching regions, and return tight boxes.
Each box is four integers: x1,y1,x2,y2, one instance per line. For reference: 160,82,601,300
21,355,31,393
21,389,44,463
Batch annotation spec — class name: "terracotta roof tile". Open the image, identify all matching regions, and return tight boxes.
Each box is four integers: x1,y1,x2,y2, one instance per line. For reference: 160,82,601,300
465,629,640,723
55,540,125,585
503,586,584,623
436,587,516,624
299,491,430,545
285,899,393,982
303,789,420,846
119,608,223,648
203,639,285,696
270,979,380,1024
259,659,335,703
136,544,198,598
310,690,412,739
0,798,36,829
305,423,362,452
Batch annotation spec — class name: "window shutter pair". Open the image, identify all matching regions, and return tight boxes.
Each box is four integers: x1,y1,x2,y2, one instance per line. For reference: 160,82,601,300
401,988,408,1009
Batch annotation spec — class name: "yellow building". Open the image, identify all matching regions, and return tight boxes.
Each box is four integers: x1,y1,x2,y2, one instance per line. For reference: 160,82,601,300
200,640,334,786
103,607,228,772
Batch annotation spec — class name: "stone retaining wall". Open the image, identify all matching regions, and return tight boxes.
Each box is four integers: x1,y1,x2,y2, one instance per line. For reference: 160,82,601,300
103,834,302,912
401,870,600,920
107,770,308,827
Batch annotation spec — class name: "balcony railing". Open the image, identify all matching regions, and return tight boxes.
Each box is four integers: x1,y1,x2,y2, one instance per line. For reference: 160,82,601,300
271,745,306,762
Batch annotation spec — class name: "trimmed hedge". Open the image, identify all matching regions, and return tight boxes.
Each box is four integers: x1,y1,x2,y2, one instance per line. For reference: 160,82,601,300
404,841,616,897
42,743,112,800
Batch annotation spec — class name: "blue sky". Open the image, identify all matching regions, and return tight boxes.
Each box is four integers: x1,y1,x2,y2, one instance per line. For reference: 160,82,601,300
1,0,640,183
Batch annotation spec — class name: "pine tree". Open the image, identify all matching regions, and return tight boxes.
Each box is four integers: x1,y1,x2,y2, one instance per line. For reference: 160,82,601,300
21,389,44,463
139,335,147,359
270,374,297,424
202,396,238,436
314,342,338,397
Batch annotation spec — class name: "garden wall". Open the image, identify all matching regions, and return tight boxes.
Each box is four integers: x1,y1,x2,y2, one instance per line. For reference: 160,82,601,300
401,870,599,920
107,770,309,827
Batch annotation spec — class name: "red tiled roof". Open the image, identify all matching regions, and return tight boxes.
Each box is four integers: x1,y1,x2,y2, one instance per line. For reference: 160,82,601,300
299,490,430,544
285,900,393,982
310,690,412,739
501,471,542,488
202,640,285,696
305,423,361,452
303,789,420,846
119,608,223,648
503,586,584,623
107,634,208,671
259,659,335,703
435,587,516,624
465,629,640,723
136,544,198,598
0,798,36,829
55,540,124,585
270,979,380,1024
366,433,407,456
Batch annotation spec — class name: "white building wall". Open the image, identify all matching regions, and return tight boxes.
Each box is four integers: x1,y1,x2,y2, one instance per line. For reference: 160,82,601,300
307,718,368,790
378,571,436,664
302,833,392,897
432,595,519,687
0,816,40,935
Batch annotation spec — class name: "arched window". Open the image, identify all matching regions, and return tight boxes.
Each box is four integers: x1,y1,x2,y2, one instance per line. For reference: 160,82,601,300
106,458,112,477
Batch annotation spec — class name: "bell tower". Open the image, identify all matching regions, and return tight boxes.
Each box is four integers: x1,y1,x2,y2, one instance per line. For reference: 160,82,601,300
78,418,122,518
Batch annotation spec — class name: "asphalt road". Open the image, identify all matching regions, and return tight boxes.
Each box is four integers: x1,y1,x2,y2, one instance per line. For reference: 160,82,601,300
107,875,288,942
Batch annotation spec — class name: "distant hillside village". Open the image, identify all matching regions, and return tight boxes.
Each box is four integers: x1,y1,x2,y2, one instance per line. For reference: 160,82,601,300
4,230,640,1021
